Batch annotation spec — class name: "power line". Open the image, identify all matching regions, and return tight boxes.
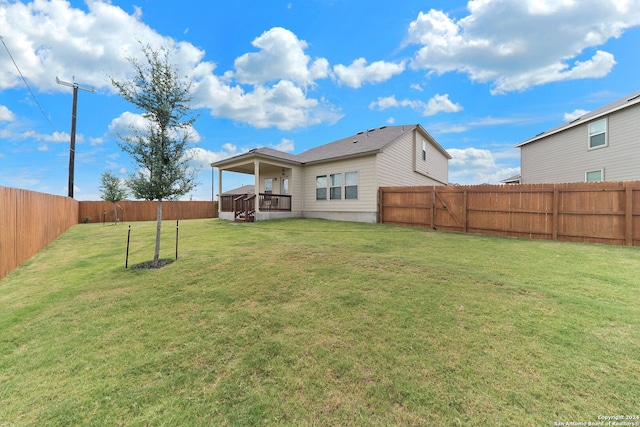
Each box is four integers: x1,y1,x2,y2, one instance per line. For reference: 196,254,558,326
0,35,56,132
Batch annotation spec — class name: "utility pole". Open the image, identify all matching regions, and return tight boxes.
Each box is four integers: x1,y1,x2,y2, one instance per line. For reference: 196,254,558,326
56,77,94,198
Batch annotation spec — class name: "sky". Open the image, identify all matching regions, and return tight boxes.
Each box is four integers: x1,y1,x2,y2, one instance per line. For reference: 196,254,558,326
1,0,639,201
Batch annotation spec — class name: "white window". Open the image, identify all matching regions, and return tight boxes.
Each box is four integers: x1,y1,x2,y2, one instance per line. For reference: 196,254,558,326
281,178,289,195
422,140,427,161
330,173,342,199
588,118,607,149
345,171,358,199
264,178,273,194
585,169,603,182
316,175,327,200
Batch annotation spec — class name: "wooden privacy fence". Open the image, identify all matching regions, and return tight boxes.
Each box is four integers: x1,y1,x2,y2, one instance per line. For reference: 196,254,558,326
379,181,640,247
1,185,219,281
1,187,79,280
78,200,218,223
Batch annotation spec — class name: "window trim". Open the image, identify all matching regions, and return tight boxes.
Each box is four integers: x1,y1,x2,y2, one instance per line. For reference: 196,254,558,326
585,168,604,182
344,171,358,200
330,173,342,200
264,178,273,194
315,175,327,200
588,118,607,150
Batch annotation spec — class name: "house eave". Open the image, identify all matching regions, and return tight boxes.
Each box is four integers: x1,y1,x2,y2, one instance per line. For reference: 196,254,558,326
515,91,640,148
416,124,452,159
211,152,302,169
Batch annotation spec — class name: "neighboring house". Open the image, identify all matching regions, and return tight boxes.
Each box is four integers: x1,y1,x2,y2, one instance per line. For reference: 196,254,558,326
212,124,451,223
500,174,521,184
516,89,640,184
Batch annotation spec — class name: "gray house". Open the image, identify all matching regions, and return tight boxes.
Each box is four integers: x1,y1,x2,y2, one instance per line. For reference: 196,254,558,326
516,89,640,184
212,124,451,223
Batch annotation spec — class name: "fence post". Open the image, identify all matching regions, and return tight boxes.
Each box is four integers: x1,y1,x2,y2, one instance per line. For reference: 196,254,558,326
125,225,131,268
552,187,559,241
463,189,468,234
625,184,633,246
378,188,383,224
430,187,435,229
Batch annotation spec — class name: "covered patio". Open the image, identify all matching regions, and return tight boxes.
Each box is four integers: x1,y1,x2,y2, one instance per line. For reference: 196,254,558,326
212,148,302,222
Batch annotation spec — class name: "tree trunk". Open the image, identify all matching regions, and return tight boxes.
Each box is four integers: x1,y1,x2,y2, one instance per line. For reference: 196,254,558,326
153,198,162,266
113,202,118,224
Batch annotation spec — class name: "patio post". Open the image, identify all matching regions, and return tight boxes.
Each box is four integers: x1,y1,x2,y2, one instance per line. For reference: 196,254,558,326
254,160,260,213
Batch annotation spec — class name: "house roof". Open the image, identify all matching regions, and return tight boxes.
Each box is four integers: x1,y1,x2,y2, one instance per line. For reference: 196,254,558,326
211,124,451,168
516,89,640,148
221,185,255,195
500,174,521,184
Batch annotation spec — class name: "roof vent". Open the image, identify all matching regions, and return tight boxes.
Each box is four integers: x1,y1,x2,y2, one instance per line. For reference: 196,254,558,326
535,131,545,137
569,117,582,123
352,139,358,143
357,131,364,135
379,125,387,129
628,94,640,102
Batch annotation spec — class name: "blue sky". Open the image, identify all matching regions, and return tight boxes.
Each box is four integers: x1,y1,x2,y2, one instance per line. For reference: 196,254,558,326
1,0,639,200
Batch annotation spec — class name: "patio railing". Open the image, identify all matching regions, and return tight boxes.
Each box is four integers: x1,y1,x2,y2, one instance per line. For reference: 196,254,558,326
220,193,292,213
258,193,292,212
233,194,255,222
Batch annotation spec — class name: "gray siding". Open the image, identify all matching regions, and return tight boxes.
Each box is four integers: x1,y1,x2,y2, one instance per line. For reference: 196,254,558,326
522,104,640,183
377,129,448,186
302,155,378,215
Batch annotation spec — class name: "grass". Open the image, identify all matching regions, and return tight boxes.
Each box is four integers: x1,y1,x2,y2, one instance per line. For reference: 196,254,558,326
1,218,639,426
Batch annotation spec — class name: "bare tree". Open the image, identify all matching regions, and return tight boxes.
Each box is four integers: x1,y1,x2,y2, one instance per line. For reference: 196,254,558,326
99,171,128,224
111,43,198,266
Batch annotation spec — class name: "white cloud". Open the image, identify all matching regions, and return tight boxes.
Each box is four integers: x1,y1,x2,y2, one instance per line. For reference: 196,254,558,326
271,138,295,152
188,144,242,169
406,0,640,93
448,147,521,184
0,0,177,92
108,111,201,143
0,105,16,122
449,147,496,169
233,27,329,86
195,76,342,130
18,130,74,143
447,147,522,184
108,111,149,136
369,93,462,116
564,109,589,122
333,58,406,89
1,3,340,130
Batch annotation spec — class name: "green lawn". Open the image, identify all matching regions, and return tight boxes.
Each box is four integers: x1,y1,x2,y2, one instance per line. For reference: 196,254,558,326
1,219,639,426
